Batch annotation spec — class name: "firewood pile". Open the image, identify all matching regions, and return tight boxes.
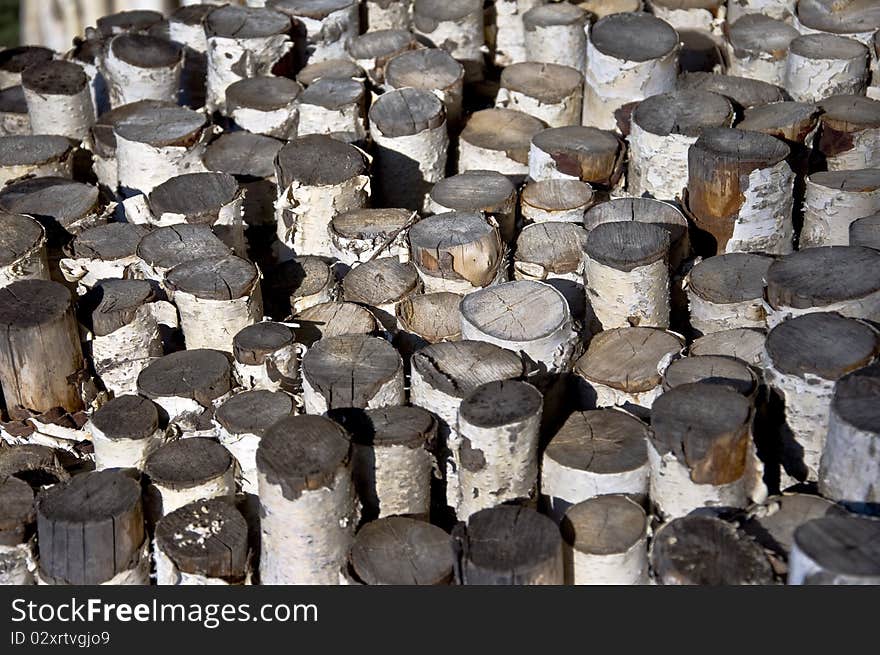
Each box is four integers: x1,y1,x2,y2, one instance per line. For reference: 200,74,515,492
0,0,879,586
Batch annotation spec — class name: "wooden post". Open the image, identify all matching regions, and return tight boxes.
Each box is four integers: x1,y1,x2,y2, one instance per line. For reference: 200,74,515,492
764,246,880,325
412,0,485,82
135,224,230,288
0,135,74,186
493,0,545,67
169,4,213,110
293,301,379,345
268,0,360,65
573,327,684,412
101,34,183,108
232,322,298,393
454,379,542,519
136,349,233,430
0,86,32,137
763,312,879,485
346,516,454,585
542,409,650,522
88,279,165,396
583,13,680,132
686,252,774,335
297,77,366,142
788,516,880,585
496,62,583,129
331,405,436,521
522,2,589,74
428,171,518,245
0,280,84,417
383,48,464,130
627,90,734,201
341,258,422,333
819,363,880,508
88,394,163,471
727,0,795,22
528,126,625,192
0,213,49,289
114,105,211,196
687,127,793,256
521,179,593,225
21,60,95,142
274,135,369,260
257,414,357,584
204,5,293,114
583,221,671,330
813,95,880,171
225,76,301,140
396,292,463,354
0,46,54,90
36,470,147,585
801,170,880,248
458,108,546,183
346,29,417,86
460,280,578,373
785,34,870,103
850,213,880,248
155,498,250,585
690,327,767,367
650,515,774,585
370,88,448,212
0,476,36,585
725,14,799,86
408,211,505,294
677,71,786,111
561,495,649,585
365,0,413,32
458,505,563,585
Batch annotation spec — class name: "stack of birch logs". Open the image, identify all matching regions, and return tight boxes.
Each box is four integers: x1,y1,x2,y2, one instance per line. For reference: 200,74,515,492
2,0,880,587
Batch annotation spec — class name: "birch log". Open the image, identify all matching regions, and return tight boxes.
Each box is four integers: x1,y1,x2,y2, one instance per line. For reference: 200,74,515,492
96,10,164,37
412,0,485,82
763,312,879,484
522,2,589,73
493,0,545,67
101,34,183,108
648,383,754,519
496,62,583,129
65,37,108,118
365,0,413,32
460,280,578,373
293,301,379,345
788,516,880,585
458,108,546,183
814,94,880,170
0,46,53,90
663,355,758,397
88,279,164,397
764,246,880,324
521,179,593,225
21,60,94,142
144,438,236,517
0,135,74,186
850,212,880,248
542,409,650,523
114,105,210,196
257,414,357,585
819,362,880,507
274,134,369,259
0,213,49,288
383,48,465,130
136,349,233,430
301,334,404,413
725,14,799,86
686,253,774,335
727,0,795,23
454,379,542,519
342,258,421,334
561,495,649,585
297,58,365,86
62,222,148,296
0,477,35,585
167,255,262,353
528,126,625,192
627,90,734,201
226,76,301,140
785,34,870,103
650,515,774,584
346,517,454,585
265,255,336,317
573,327,684,412
155,499,250,586
369,88,448,212
582,221,671,330
135,224,230,289
267,0,360,65
169,4,213,110
396,292,463,354
36,470,147,585
801,169,880,248
0,280,84,417
232,322,298,393
331,405,436,521
204,5,294,114
408,211,504,294
583,13,680,132
89,395,163,471
459,505,563,585
346,29,417,86
689,327,767,367
793,0,880,48
297,77,366,141
429,171,517,244
687,127,793,256
677,71,786,111
329,208,410,266
0,86,31,137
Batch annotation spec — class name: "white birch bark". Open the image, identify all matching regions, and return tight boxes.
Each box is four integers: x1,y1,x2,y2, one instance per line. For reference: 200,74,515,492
301,368,405,415
115,128,213,196
230,101,299,140
819,399,880,505
583,257,670,330
101,37,183,108
352,442,433,518
90,421,164,471
569,536,649,585
172,286,263,354
725,160,795,255
687,290,767,334
0,539,36,585
371,122,448,212
297,101,365,140
825,127,880,171
801,175,880,248
206,34,293,114
627,122,695,200
151,467,236,517
23,82,94,143
0,230,48,289
784,39,870,103
524,14,587,73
